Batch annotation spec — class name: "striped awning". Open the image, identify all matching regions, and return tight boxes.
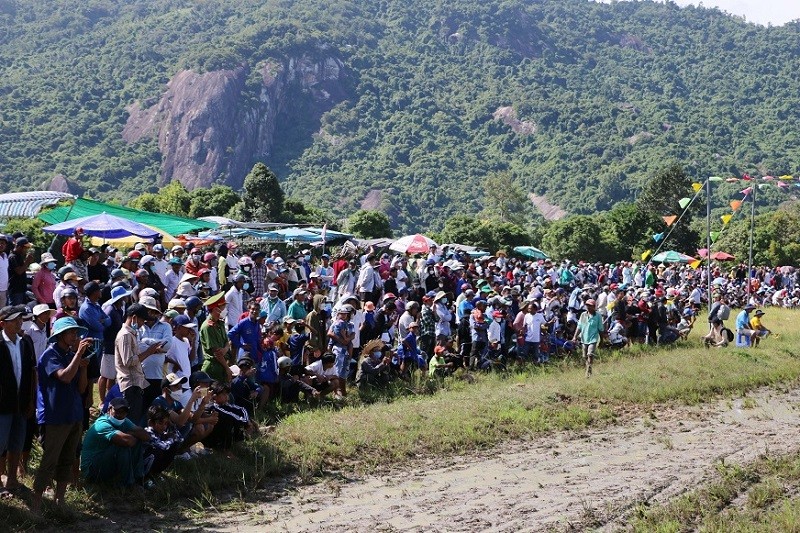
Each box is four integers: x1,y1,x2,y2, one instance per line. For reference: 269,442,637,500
0,191,75,219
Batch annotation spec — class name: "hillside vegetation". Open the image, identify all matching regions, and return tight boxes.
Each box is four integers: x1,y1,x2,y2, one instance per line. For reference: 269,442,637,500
1,0,799,231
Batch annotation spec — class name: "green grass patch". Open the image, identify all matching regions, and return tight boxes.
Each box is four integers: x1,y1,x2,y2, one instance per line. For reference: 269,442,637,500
631,449,800,532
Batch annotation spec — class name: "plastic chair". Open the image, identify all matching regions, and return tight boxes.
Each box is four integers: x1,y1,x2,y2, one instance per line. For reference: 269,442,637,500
735,331,751,347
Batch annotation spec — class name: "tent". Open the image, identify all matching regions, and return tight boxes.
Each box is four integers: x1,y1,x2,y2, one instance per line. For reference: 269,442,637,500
39,197,217,236
43,212,159,239
0,191,75,219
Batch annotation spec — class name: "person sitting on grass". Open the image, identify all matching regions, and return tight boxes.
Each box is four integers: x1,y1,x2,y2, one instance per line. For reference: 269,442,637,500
428,345,454,377
142,405,183,482
287,320,310,366
230,357,263,417
304,352,340,397
607,317,630,349
201,382,255,455
276,356,320,403
677,308,695,340
749,309,771,347
80,397,151,487
395,321,424,376
151,372,215,451
355,340,393,391
735,304,758,345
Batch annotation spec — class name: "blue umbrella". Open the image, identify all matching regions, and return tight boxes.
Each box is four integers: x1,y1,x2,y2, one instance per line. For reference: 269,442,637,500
43,212,161,240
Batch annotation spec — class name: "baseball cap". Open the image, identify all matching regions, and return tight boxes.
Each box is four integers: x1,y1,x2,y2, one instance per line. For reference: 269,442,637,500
173,315,197,328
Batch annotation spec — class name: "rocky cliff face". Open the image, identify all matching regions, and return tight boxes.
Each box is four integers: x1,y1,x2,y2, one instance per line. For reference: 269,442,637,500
123,55,347,190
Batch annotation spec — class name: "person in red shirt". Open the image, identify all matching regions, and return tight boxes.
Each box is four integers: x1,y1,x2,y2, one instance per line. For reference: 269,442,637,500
61,227,85,263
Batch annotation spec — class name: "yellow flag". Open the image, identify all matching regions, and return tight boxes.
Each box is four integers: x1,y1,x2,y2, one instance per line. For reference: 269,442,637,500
779,175,794,180
730,200,742,211
692,182,703,192
721,214,732,225
641,249,651,261
690,259,702,269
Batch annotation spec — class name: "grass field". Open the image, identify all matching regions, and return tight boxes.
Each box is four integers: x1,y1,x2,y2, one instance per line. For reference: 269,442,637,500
3,306,800,529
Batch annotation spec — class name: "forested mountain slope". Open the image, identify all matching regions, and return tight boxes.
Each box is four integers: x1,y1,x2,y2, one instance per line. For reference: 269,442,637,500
1,0,798,230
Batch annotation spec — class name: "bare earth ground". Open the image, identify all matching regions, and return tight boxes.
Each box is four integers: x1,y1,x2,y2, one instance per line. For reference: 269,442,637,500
201,386,800,532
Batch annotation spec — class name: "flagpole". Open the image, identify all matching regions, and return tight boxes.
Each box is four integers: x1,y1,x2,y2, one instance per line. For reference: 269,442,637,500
706,178,711,305
747,183,756,298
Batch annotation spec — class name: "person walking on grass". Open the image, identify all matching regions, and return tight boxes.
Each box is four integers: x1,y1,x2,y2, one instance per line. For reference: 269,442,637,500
572,299,604,377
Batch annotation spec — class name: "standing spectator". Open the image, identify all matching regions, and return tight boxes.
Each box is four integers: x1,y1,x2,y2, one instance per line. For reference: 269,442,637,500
0,236,8,306
200,292,233,383
33,252,58,307
30,317,91,512
8,237,35,305
225,274,247,330
61,227,85,265
79,281,111,401
99,285,130,403
0,305,37,499
115,304,162,425
573,299,604,377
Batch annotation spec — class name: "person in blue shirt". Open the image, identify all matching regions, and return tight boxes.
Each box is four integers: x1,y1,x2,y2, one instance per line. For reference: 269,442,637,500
287,321,310,366
735,304,758,338
31,317,92,512
228,301,264,365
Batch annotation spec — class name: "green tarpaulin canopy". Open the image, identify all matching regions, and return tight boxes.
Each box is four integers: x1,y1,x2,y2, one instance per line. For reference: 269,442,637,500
39,197,217,235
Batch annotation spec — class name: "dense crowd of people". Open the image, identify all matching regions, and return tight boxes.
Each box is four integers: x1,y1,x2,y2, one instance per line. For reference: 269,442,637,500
0,226,783,510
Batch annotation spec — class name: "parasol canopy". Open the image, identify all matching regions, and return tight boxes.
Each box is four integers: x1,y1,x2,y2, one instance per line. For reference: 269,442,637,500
390,234,438,254
652,250,696,264
43,212,160,240
513,246,550,260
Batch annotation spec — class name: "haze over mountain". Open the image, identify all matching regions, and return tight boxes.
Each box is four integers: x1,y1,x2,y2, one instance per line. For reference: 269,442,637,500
1,0,799,231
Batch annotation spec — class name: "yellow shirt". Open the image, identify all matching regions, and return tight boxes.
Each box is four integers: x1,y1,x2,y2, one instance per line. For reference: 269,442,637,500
749,316,763,330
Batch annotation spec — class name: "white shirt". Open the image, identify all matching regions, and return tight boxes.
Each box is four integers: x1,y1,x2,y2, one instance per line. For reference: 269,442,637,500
3,330,22,387
225,286,243,329
22,320,48,358
0,253,10,292
164,269,181,302
306,359,337,378
524,312,546,343
167,335,193,407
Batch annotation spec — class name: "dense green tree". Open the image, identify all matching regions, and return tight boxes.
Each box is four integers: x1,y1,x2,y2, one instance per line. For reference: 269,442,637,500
601,202,653,259
481,172,530,228
541,215,614,262
129,182,191,216
438,214,530,252
230,163,285,222
189,185,241,219
635,164,701,253
347,210,392,238
2,218,49,255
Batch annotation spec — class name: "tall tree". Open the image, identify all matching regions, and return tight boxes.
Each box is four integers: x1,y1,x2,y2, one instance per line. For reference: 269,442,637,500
635,164,700,253
347,210,392,238
481,171,530,227
189,185,241,219
230,163,285,222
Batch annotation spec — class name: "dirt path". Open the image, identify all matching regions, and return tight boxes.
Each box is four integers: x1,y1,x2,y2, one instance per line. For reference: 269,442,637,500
207,386,800,532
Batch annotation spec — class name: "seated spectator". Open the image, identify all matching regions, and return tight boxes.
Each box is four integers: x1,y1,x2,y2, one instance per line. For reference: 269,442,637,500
143,406,183,482
355,341,393,391
230,357,263,417
304,352,340,397
277,356,320,403
80,397,151,486
201,382,253,454
428,345,454,377
152,373,215,450
607,318,630,349
749,309,771,347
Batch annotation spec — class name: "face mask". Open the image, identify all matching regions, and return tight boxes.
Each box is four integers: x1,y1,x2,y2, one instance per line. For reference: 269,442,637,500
322,303,332,313
130,321,139,331
242,266,251,273
304,255,311,261
108,415,126,427
169,390,183,401
243,283,250,291
220,308,228,320
494,318,502,323
46,262,57,270
441,299,448,305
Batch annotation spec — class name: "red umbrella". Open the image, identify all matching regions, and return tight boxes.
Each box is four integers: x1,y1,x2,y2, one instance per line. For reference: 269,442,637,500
389,234,438,254
711,251,735,261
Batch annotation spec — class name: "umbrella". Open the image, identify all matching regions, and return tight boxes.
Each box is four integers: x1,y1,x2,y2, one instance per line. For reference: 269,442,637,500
711,251,735,261
652,250,696,264
89,224,181,248
43,212,160,240
513,246,550,260
390,234,438,254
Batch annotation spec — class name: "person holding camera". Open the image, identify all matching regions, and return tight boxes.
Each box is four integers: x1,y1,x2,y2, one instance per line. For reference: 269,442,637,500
31,316,91,512
115,304,163,426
